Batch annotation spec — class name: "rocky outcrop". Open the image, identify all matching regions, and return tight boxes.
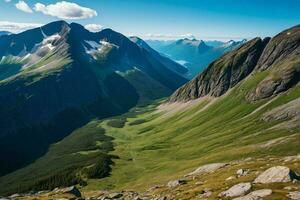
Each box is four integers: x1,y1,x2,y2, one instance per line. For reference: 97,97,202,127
262,97,300,122
255,25,300,72
169,37,269,102
187,163,228,176
254,166,300,183
219,182,252,198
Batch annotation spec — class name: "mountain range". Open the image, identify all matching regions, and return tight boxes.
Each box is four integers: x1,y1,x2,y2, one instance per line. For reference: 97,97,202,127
147,38,246,78
0,22,299,199
0,20,187,178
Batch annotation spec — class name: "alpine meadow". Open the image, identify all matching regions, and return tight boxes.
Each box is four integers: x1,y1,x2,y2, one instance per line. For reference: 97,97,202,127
0,0,300,200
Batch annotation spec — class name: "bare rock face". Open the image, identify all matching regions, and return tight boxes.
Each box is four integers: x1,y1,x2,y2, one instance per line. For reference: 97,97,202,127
247,25,300,101
233,189,272,200
255,25,300,72
169,38,269,102
219,182,252,198
254,166,300,184
187,163,228,176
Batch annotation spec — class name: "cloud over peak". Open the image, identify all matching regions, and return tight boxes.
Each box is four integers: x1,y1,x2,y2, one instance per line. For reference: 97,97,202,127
15,0,33,13
34,1,97,20
84,24,103,32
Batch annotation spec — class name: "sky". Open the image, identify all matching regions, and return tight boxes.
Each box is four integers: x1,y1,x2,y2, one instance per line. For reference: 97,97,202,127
0,0,299,41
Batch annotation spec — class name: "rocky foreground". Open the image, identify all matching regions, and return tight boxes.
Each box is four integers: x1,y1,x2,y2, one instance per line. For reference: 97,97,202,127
2,155,300,200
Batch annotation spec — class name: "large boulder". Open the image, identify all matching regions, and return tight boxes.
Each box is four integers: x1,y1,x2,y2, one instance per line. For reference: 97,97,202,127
187,163,228,176
219,182,252,198
233,189,272,200
254,166,300,184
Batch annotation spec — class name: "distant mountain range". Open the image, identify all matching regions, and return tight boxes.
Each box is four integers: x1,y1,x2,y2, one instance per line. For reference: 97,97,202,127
147,38,246,78
0,21,187,177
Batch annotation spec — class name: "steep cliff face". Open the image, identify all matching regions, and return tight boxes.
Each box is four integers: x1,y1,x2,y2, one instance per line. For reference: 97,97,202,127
247,25,300,101
169,38,269,102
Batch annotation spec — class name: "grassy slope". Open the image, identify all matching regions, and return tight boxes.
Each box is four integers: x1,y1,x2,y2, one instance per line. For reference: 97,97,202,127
1,67,299,196
83,69,300,192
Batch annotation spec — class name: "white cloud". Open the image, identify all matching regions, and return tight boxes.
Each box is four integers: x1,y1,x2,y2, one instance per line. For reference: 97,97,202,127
4,0,11,3
84,24,103,32
15,1,33,13
181,33,195,39
0,21,43,33
34,1,97,20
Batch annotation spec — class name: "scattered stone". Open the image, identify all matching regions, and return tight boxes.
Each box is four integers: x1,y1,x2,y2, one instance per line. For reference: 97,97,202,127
147,185,162,192
197,190,212,198
284,186,300,191
226,176,235,181
195,181,205,185
254,166,300,183
233,189,272,200
237,169,249,177
219,182,252,198
108,192,123,199
187,163,228,176
283,155,300,162
288,191,300,200
167,179,187,188
59,186,81,197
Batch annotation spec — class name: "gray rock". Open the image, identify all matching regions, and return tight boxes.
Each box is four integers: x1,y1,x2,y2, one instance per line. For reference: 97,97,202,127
219,182,252,198
237,169,250,177
167,179,187,188
288,191,300,200
233,189,272,200
254,166,300,184
187,163,228,176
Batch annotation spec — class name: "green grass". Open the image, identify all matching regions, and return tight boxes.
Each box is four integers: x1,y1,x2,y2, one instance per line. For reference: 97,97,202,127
82,71,300,192
1,67,300,196
107,118,127,128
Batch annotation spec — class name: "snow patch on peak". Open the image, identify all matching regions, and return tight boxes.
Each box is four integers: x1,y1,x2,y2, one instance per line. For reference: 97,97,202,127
84,40,118,60
41,34,61,51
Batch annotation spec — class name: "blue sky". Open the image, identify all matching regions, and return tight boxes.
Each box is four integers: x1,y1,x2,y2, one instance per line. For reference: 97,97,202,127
0,0,299,40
